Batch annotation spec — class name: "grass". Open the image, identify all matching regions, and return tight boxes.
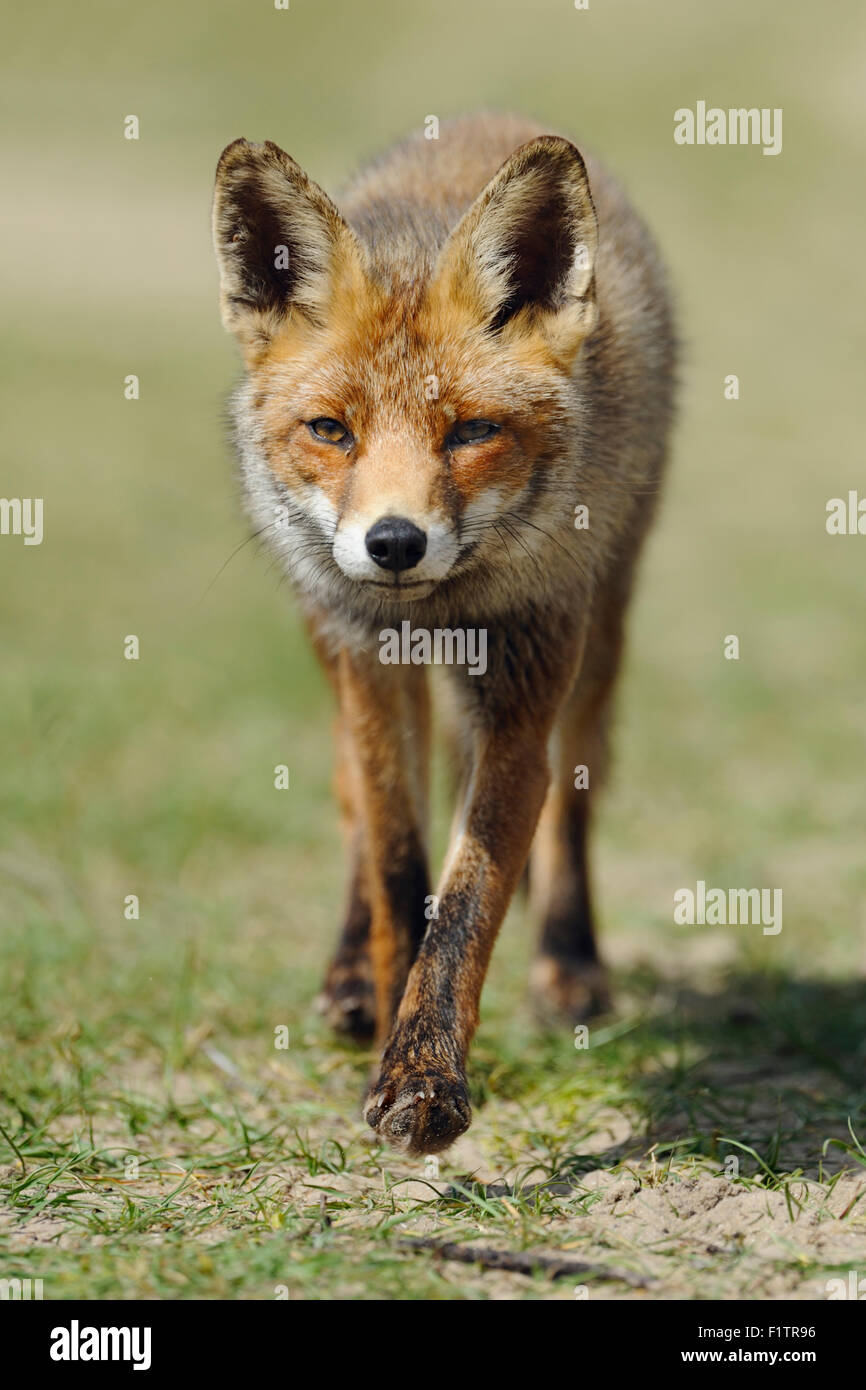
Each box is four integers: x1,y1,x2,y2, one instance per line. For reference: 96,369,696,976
1,0,865,1299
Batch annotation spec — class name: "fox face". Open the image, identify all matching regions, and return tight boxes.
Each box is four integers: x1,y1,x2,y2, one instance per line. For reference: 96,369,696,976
213,135,599,624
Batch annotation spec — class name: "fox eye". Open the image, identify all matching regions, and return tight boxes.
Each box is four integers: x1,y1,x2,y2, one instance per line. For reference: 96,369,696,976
450,419,500,446
308,417,352,445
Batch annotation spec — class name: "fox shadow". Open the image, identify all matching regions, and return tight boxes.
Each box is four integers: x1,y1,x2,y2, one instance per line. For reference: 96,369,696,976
466,966,866,1188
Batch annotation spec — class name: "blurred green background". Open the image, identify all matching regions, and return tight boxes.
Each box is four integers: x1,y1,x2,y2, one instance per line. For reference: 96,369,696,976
0,0,865,1298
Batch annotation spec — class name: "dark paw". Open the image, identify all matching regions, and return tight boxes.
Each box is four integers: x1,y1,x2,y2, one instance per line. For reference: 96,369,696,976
364,1070,472,1155
316,962,376,1042
529,954,611,1024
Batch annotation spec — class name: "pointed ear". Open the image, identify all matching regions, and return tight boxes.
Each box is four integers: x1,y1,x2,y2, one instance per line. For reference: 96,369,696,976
212,138,365,350
432,136,598,361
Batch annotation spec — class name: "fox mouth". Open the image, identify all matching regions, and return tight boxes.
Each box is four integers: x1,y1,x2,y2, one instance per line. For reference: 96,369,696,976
363,578,435,600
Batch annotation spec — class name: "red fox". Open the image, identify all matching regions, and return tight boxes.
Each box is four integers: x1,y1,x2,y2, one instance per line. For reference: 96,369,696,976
212,113,675,1155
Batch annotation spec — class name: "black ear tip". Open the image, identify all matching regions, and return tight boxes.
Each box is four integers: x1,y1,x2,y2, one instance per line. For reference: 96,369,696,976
216,138,252,173
214,138,298,181
524,135,587,171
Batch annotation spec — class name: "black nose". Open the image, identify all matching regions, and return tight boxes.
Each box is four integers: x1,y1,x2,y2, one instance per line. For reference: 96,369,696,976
365,517,427,573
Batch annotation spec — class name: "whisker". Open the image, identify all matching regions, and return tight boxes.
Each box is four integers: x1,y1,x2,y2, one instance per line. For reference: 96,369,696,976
503,510,593,587
497,517,549,592
194,523,277,608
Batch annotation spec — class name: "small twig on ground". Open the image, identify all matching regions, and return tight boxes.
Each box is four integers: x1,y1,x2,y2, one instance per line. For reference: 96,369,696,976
397,1237,652,1288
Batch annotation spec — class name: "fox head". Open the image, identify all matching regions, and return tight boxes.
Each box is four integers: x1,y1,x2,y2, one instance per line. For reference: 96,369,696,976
213,134,598,621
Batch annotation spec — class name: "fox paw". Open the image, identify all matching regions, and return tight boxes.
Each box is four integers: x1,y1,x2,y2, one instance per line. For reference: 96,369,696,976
316,962,376,1042
529,954,611,1024
364,1070,471,1155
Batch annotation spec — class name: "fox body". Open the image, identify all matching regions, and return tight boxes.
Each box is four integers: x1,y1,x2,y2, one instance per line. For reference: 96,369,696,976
213,113,675,1154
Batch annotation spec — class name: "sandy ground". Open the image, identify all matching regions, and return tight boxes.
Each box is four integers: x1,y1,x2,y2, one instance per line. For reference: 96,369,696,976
4,1037,864,1301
